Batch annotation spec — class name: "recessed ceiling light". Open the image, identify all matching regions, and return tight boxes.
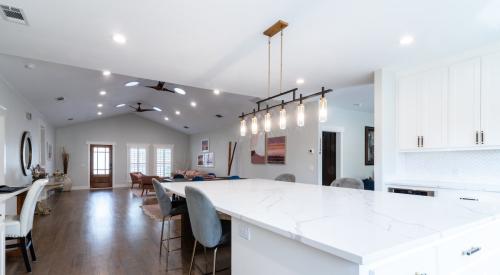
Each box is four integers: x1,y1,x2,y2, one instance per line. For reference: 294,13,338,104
164,117,169,121
184,126,189,129
97,103,103,108
213,89,220,95
99,90,107,96
174,88,186,95
55,96,65,102
125,81,139,87
190,101,197,107
102,70,111,76
24,63,35,69
97,111,103,116
175,110,181,115
153,107,162,112
296,78,305,85
67,118,74,121
115,103,126,108
400,35,414,46
112,33,127,44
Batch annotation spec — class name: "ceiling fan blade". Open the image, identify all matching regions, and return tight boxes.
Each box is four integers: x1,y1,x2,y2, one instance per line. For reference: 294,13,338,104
161,88,175,93
139,108,156,112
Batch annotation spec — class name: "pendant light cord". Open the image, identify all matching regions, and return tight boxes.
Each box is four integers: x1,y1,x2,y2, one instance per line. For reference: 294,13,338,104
280,30,283,94
267,37,271,98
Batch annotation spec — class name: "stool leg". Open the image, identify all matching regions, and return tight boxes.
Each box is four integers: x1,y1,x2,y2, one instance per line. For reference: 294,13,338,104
160,216,165,256
20,237,32,272
28,231,36,261
213,247,218,275
188,240,198,275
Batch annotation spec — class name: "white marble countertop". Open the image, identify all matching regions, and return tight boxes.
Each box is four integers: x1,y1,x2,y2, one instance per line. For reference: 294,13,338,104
161,179,500,265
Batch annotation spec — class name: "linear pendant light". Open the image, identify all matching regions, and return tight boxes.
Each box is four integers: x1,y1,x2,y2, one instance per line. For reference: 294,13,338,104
239,20,332,136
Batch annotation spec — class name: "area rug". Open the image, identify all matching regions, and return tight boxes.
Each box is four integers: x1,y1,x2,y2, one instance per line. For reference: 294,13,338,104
131,187,156,198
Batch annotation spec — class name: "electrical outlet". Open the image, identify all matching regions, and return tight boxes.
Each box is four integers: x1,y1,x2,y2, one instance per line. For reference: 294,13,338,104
238,224,251,240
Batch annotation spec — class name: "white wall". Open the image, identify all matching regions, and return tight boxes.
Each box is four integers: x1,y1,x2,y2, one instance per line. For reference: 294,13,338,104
55,114,189,188
0,75,56,213
190,95,374,184
319,106,374,181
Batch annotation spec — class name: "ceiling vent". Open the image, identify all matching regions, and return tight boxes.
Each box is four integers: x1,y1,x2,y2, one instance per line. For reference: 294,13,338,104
0,5,28,25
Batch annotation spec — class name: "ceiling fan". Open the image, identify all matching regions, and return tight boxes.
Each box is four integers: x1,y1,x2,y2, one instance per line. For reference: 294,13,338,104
128,102,160,113
145,81,175,93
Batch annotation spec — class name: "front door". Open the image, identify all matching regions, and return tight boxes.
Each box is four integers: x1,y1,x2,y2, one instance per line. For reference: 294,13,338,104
90,144,113,188
321,131,336,186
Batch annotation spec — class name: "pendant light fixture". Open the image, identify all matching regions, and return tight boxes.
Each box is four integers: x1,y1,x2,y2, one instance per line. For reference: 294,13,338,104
238,20,333,136
297,94,305,127
279,100,287,130
264,106,271,132
251,109,258,135
240,113,247,137
318,90,328,123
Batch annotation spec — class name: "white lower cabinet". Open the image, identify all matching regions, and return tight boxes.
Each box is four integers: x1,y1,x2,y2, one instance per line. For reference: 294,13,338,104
368,219,500,275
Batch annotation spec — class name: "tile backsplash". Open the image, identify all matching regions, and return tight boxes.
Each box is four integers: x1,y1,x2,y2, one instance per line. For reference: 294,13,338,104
402,150,500,184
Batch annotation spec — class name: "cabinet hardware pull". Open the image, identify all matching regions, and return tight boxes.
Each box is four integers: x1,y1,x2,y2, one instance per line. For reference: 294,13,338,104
463,247,481,256
475,131,479,144
421,136,424,147
460,197,479,201
414,273,428,275
417,136,420,147
481,131,484,144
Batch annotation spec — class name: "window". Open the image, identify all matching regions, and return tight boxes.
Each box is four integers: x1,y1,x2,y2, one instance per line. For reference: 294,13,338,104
128,145,147,174
93,146,111,175
155,146,172,177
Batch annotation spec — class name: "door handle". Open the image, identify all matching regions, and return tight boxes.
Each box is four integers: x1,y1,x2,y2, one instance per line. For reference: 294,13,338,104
475,131,479,145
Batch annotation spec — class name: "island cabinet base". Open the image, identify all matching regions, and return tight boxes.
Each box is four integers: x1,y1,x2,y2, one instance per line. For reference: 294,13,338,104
231,218,500,275
231,218,361,275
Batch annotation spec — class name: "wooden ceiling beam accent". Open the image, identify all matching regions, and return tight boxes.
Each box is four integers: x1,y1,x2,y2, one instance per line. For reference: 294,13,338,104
263,20,288,37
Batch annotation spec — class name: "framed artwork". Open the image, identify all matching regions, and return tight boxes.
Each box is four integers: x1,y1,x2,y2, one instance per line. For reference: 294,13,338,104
201,139,209,152
266,136,286,164
250,132,266,164
365,126,374,165
203,152,214,167
197,154,204,166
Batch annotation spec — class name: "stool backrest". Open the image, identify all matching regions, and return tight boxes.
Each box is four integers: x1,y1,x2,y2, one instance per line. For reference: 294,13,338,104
152,178,172,217
275,173,296,182
20,179,48,236
185,186,222,248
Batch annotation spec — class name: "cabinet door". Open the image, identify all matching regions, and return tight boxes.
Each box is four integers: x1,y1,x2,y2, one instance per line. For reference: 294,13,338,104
420,68,448,148
448,58,481,147
481,52,500,146
398,75,420,150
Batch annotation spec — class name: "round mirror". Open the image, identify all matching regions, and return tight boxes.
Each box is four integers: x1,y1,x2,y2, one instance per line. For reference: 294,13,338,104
20,131,32,176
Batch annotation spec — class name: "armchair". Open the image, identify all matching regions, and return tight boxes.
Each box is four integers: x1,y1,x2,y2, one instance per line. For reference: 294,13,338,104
129,172,142,189
129,172,161,196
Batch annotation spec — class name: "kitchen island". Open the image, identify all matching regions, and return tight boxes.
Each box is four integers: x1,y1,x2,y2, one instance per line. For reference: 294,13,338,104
161,179,500,275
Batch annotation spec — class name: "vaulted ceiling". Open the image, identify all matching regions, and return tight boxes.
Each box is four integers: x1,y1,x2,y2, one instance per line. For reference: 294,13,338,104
0,0,498,99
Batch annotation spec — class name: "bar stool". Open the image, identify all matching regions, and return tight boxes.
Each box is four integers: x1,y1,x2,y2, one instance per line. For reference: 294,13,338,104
185,186,231,275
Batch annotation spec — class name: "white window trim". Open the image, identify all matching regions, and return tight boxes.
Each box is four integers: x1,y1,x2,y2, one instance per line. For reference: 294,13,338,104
153,144,174,177
127,144,149,180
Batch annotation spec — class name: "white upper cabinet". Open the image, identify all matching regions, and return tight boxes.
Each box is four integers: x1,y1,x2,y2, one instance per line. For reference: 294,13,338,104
480,52,500,146
420,68,448,148
398,75,419,150
448,58,481,148
397,68,447,150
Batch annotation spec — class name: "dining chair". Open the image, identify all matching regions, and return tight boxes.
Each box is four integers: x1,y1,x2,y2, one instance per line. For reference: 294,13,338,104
192,176,205,181
152,179,187,269
330,178,364,189
5,179,48,272
228,175,240,180
274,173,296,182
185,186,231,275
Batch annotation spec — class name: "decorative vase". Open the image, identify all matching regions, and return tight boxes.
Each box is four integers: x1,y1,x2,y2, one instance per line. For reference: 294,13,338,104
63,175,72,191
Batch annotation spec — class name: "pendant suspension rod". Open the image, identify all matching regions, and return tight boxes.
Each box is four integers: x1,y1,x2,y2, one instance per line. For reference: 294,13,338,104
240,87,332,118
280,30,283,94
267,37,271,98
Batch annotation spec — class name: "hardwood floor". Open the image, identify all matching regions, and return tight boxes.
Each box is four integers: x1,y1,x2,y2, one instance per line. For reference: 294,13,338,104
6,188,229,275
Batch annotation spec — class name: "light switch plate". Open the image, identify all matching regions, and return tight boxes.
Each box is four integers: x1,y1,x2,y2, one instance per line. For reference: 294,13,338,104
238,224,251,240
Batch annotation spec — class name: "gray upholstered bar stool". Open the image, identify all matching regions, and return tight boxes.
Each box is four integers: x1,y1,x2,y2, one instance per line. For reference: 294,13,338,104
274,173,296,182
185,186,231,275
330,177,364,189
151,179,187,266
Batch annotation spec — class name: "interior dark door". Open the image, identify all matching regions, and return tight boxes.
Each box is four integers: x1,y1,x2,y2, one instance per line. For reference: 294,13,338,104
322,132,336,186
90,144,113,188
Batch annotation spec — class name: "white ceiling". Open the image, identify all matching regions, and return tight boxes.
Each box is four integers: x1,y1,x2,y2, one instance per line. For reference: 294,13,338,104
0,53,257,134
328,85,374,113
0,0,499,99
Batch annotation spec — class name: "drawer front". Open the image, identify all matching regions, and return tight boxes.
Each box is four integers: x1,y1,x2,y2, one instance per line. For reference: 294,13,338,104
369,246,437,275
437,189,500,203
437,220,500,274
